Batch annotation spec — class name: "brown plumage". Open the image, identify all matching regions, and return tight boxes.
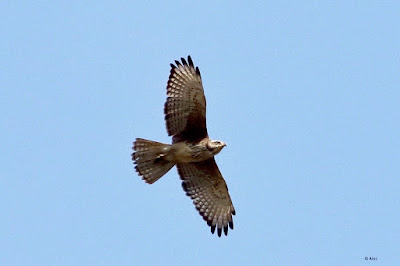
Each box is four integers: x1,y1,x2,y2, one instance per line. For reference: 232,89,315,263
132,56,235,237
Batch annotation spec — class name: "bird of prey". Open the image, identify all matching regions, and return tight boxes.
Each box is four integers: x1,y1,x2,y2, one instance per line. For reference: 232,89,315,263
132,56,235,237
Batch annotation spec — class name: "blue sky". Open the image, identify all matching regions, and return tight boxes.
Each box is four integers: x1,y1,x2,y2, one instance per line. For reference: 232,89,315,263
1,1,399,265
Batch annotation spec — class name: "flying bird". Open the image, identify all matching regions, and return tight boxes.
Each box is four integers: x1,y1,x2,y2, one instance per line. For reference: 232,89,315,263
132,56,235,237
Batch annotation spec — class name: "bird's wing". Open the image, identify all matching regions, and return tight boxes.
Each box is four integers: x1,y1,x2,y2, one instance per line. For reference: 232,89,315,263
164,56,208,143
177,158,236,237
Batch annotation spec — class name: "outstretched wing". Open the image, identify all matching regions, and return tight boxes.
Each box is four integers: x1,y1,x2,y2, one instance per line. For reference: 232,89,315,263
164,56,208,143
177,158,236,237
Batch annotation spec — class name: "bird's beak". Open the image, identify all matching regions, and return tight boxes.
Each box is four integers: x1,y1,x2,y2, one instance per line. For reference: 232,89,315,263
222,142,227,147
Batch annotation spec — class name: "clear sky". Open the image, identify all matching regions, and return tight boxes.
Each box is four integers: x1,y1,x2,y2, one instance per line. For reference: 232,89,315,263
1,1,399,265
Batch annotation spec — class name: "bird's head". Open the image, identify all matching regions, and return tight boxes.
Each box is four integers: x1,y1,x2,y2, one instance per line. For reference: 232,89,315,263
207,140,226,155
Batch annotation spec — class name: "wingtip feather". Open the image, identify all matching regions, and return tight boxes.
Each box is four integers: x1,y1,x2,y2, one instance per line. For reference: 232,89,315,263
188,55,194,67
217,227,222,237
211,225,216,234
181,57,187,66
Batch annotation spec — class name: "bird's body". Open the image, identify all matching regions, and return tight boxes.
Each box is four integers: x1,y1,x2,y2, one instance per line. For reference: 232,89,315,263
132,56,235,237
168,140,225,163
134,139,225,164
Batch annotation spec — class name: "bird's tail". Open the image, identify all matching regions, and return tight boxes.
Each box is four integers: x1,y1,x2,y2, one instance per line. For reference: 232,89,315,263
132,138,175,184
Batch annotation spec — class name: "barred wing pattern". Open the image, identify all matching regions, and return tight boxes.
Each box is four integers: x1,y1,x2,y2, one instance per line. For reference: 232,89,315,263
177,158,236,237
164,56,208,143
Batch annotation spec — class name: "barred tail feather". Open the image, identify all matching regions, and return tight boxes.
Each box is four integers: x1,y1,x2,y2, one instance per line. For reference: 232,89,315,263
132,138,175,184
